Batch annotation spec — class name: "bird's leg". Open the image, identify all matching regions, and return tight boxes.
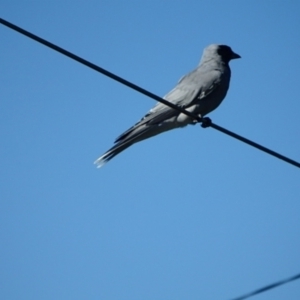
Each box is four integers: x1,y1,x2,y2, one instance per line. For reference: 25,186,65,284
191,114,202,125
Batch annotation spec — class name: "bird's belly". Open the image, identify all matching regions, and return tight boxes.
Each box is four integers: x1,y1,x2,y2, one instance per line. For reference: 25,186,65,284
197,83,229,116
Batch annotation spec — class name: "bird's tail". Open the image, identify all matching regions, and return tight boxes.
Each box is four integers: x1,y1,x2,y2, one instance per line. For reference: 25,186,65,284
94,141,133,168
94,121,172,168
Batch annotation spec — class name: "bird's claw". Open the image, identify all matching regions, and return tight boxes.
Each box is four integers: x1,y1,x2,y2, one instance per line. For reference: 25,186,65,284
201,117,212,128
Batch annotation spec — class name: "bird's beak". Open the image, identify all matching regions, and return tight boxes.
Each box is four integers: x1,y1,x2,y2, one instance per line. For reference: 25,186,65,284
231,52,241,59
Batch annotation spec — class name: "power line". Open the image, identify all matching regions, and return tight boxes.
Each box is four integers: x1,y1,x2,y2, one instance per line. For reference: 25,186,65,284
202,118,300,168
1,17,300,169
0,18,197,122
230,272,300,300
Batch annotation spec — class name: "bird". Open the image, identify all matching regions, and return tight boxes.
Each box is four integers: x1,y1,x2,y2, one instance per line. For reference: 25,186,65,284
94,44,241,168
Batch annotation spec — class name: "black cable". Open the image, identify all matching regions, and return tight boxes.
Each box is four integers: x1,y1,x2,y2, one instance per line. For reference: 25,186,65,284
0,18,198,121
202,118,300,168
1,17,300,169
230,272,300,300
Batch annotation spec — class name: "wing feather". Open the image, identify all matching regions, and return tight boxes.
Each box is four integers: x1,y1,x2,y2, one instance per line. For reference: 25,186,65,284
115,68,222,143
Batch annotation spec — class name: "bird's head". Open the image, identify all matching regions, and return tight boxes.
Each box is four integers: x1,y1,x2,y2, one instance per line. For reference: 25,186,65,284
201,44,241,64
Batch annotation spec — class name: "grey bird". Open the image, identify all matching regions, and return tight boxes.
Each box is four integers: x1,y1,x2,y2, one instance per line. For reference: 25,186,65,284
94,44,240,167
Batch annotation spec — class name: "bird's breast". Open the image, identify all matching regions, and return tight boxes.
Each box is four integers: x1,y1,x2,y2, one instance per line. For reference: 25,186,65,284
197,70,231,116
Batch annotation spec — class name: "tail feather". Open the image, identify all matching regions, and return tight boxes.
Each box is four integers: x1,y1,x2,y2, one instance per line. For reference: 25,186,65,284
94,124,152,168
94,121,175,168
94,141,133,168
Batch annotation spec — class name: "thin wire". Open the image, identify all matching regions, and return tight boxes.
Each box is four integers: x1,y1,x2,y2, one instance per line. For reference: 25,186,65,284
1,17,300,169
204,119,300,168
230,272,300,300
0,18,198,121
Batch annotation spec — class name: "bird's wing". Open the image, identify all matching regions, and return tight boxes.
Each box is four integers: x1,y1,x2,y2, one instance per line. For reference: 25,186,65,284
115,68,222,143
147,68,223,121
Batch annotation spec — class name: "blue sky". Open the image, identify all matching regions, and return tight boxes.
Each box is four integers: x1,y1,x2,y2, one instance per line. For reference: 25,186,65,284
1,1,300,299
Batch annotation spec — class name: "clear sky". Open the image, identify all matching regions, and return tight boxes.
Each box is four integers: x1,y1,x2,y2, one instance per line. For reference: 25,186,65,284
1,1,300,300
